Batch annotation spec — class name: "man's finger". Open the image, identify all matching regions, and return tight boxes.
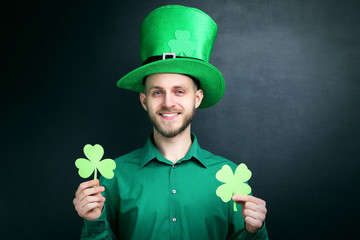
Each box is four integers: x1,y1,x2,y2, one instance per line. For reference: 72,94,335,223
232,195,266,206
243,208,266,222
244,216,264,232
78,186,105,202
78,202,103,217
75,179,99,197
76,195,106,211
244,201,267,214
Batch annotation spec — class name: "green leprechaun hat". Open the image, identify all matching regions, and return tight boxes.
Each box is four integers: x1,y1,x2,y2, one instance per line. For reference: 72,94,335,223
116,5,225,108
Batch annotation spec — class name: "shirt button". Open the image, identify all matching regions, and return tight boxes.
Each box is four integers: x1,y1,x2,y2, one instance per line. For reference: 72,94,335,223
172,218,177,222
172,165,176,169
172,189,176,194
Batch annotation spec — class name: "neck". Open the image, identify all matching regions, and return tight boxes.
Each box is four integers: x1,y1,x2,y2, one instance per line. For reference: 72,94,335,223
153,126,192,164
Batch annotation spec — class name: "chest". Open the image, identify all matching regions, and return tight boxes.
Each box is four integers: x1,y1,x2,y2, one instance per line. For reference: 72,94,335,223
114,160,230,239
118,161,229,219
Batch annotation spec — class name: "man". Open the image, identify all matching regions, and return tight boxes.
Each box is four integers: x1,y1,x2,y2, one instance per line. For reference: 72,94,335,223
73,5,268,239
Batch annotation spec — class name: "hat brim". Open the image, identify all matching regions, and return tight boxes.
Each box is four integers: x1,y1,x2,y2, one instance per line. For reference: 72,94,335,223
116,58,225,108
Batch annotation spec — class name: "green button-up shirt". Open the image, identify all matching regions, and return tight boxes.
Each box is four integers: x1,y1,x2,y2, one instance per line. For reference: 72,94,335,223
81,134,268,240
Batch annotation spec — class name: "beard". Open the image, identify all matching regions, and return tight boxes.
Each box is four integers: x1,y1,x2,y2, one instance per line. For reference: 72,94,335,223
147,106,196,138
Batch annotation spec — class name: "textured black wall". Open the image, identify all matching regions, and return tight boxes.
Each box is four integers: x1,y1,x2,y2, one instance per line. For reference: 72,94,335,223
3,0,360,239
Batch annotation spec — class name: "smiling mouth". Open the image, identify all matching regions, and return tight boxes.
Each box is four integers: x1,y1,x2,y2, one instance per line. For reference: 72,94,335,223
160,113,180,117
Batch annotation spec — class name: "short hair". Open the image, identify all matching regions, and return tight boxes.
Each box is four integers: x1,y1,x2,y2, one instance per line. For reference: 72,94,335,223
142,74,201,92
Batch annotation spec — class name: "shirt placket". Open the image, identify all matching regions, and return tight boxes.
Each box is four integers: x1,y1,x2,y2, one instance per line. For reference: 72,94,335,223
169,163,180,240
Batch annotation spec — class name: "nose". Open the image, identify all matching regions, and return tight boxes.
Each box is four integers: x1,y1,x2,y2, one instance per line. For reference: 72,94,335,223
162,91,175,109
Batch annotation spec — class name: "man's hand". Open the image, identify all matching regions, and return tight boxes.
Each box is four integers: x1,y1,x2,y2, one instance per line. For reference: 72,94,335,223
232,195,267,233
73,179,106,221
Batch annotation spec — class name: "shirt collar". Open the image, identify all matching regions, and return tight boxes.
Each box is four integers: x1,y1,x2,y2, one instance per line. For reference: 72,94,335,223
139,133,207,169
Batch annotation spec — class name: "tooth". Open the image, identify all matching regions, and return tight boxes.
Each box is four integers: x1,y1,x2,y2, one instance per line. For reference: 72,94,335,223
163,113,177,117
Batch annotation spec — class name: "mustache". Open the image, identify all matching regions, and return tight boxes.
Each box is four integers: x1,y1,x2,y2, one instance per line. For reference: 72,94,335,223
157,107,183,113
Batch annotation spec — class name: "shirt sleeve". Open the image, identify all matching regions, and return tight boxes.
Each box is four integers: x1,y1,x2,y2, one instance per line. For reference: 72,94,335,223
80,206,117,240
241,223,269,240
80,176,119,240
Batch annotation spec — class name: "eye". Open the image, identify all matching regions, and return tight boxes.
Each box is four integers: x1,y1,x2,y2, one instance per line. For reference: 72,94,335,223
175,90,185,95
153,91,162,96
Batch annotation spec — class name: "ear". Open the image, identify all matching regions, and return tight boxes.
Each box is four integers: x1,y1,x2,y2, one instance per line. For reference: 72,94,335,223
194,89,204,109
140,93,148,111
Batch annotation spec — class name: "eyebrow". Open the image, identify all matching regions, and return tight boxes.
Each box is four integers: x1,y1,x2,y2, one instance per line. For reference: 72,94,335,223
148,85,190,91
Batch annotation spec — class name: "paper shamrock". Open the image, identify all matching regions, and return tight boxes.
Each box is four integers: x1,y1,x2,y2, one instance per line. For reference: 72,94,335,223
75,144,116,180
168,30,196,57
215,163,252,211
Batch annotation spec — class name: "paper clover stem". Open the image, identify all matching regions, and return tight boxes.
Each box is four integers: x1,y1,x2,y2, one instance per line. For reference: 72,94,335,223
94,168,97,181
233,200,238,212
232,193,238,212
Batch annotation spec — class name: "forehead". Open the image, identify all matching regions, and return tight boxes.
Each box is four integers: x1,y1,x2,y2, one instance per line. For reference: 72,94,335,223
145,73,194,89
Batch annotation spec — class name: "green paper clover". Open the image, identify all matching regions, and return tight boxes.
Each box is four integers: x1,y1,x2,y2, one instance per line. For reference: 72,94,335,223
75,144,116,180
215,163,252,211
168,30,196,57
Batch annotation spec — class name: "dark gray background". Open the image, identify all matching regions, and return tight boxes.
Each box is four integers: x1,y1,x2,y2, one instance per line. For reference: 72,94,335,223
3,0,360,239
